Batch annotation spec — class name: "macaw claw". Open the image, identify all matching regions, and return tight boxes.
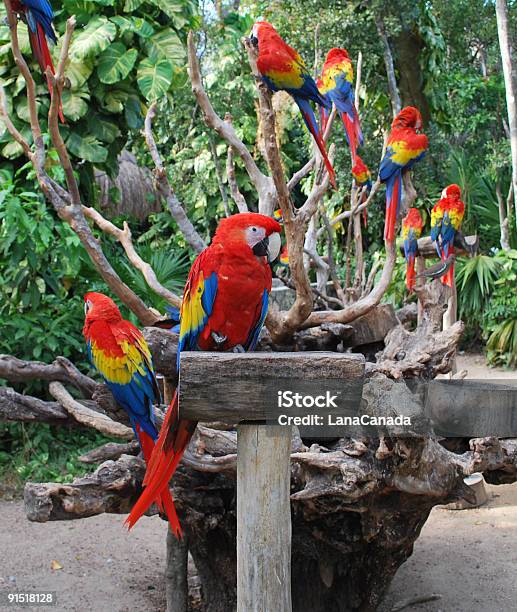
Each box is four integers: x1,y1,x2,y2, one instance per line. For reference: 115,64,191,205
211,331,227,345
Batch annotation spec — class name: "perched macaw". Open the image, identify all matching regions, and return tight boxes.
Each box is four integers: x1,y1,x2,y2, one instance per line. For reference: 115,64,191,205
250,21,336,189
352,155,372,225
126,213,282,533
430,184,465,287
401,208,423,292
11,0,63,121
319,48,363,163
82,292,181,535
379,107,429,242
279,244,289,266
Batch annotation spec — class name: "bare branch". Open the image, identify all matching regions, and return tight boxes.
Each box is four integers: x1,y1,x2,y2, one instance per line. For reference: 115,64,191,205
49,382,133,439
354,52,363,112
83,206,181,308
225,114,249,212
0,85,31,157
143,102,206,253
0,387,77,426
300,240,397,329
0,354,96,396
47,18,81,206
188,32,272,205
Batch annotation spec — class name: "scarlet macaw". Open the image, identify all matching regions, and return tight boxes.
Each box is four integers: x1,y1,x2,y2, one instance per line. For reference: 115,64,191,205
10,0,63,121
352,155,372,225
250,21,336,189
82,292,180,535
319,48,363,163
401,207,423,292
126,213,282,533
430,184,465,287
379,107,429,242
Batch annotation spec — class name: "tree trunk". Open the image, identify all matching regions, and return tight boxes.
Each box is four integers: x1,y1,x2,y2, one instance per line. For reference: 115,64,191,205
374,14,402,118
496,0,517,225
392,28,431,126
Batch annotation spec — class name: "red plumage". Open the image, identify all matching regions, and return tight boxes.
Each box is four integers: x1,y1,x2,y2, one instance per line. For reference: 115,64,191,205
126,213,282,532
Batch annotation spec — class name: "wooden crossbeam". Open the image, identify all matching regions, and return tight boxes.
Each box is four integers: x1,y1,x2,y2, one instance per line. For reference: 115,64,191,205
179,351,365,421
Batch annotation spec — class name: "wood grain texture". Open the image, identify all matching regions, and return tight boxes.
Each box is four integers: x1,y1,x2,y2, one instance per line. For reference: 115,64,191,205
179,352,365,421
237,424,292,612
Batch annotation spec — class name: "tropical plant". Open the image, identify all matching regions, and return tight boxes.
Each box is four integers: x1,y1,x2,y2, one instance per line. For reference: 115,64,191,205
0,0,199,192
483,250,517,367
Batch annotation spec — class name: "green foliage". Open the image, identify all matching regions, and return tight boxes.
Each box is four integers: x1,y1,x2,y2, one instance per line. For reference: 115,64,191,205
483,251,517,367
0,0,199,183
0,167,88,366
0,423,113,486
456,254,500,318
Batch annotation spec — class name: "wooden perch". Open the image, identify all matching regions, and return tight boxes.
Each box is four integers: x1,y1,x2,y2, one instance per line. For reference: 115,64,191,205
400,235,479,259
0,387,77,426
179,351,365,421
49,382,133,439
0,354,96,396
24,454,150,522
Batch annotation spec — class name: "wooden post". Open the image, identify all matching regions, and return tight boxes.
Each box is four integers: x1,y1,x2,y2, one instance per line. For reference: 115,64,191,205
237,424,292,612
443,276,458,376
166,528,189,612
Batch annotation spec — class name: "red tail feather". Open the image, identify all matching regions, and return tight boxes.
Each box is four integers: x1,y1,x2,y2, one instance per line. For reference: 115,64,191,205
127,392,195,536
133,427,183,537
384,175,400,242
406,256,416,292
301,110,337,190
33,25,64,123
341,112,358,163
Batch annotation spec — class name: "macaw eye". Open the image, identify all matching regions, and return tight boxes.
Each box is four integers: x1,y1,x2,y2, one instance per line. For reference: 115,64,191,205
251,227,257,232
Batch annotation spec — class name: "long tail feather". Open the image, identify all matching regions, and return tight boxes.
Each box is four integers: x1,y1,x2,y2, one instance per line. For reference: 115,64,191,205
441,247,455,287
384,171,402,241
406,255,416,292
340,106,363,163
31,24,64,123
295,97,336,189
133,427,183,538
126,392,195,536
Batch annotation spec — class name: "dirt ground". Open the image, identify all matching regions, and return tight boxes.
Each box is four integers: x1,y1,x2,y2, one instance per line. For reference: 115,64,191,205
0,353,516,612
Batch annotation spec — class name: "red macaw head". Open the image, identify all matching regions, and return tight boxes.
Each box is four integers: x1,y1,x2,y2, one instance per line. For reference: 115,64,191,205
441,183,462,200
250,21,277,47
83,292,122,323
352,155,369,179
324,47,350,65
403,207,423,230
212,212,282,263
392,106,423,131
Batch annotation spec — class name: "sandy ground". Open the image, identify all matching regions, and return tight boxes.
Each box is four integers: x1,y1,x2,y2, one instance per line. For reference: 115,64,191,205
0,354,516,612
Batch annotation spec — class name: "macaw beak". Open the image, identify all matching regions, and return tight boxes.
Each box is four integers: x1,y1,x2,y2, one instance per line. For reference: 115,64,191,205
249,33,259,47
267,232,281,262
252,236,269,258
252,232,281,262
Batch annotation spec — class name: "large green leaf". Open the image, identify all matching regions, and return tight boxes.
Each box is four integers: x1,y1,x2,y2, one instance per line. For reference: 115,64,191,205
97,43,138,84
70,18,117,61
150,0,189,28
144,28,185,63
87,113,121,144
62,90,90,121
137,57,173,101
66,133,107,163
110,16,155,38
66,59,94,89
124,0,144,10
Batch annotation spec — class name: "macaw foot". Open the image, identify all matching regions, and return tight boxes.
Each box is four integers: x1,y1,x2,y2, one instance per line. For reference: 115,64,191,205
211,331,227,345
231,344,245,353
